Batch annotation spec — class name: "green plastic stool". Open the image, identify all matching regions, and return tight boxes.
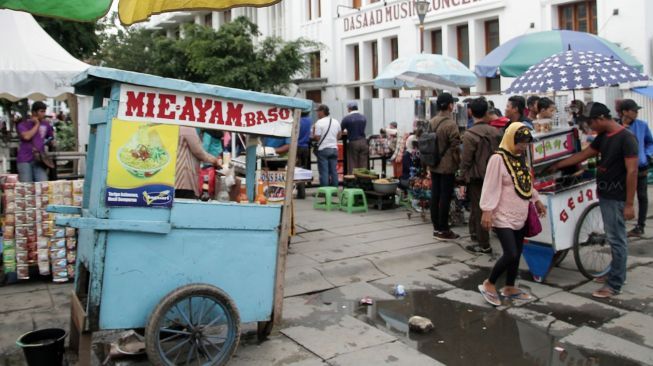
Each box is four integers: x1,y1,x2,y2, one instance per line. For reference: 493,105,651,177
340,188,368,213
313,186,339,211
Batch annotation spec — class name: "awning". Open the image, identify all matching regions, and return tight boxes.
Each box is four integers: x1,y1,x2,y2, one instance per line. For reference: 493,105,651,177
632,86,653,99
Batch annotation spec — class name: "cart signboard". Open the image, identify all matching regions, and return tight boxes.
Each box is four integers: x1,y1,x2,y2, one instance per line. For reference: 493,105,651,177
118,85,294,137
531,129,576,164
106,119,179,207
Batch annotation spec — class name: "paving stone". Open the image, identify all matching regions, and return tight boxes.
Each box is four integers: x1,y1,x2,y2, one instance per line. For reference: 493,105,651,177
318,282,395,304
0,282,48,296
430,243,476,262
506,307,576,337
351,226,422,244
437,289,493,309
317,258,386,287
363,245,450,276
560,326,653,365
328,222,398,236
0,288,53,313
0,311,34,354
290,235,309,244
543,267,589,289
370,269,455,293
529,292,626,328
517,280,564,300
284,265,334,297
428,262,479,283
301,243,383,263
299,230,341,241
281,315,397,360
289,236,361,255
600,312,653,349
229,336,326,366
328,340,444,365
367,232,436,252
286,253,320,268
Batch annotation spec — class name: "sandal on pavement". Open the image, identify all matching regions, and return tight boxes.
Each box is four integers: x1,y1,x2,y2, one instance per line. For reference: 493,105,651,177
500,289,533,300
593,276,606,284
478,284,502,306
592,286,618,299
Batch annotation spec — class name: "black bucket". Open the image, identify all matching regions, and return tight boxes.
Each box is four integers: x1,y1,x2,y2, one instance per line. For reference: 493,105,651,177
16,328,67,366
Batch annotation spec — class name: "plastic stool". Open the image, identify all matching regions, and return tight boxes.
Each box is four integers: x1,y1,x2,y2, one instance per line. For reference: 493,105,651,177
339,188,368,213
313,186,339,211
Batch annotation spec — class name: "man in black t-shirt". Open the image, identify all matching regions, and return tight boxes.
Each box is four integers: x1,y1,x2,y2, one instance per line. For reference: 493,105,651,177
549,102,638,299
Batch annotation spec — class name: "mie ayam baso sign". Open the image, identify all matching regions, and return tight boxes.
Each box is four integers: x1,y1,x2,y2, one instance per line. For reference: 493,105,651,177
118,84,294,137
343,0,483,33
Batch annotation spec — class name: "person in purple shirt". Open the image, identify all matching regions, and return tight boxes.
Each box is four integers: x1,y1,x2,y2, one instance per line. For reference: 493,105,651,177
17,101,55,182
619,99,653,237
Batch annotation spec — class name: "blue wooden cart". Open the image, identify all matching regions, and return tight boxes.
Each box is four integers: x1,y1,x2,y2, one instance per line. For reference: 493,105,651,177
48,67,311,365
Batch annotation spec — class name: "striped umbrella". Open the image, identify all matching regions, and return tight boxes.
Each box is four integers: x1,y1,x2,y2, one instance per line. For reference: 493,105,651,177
0,0,281,24
475,30,642,78
505,50,649,94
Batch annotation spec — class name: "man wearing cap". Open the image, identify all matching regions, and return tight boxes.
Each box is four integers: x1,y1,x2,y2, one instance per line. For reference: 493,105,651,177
549,102,638,299
429,93,462,240
619,99,653,237
312,104,342,187
341,101,368,175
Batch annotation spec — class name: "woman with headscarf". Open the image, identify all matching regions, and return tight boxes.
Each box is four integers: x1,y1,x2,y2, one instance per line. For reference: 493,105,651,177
477,123,547,306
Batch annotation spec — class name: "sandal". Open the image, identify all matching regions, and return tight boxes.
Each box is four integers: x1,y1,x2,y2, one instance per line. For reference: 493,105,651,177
478,284,502,306
500,289,533,300
592,286,618,299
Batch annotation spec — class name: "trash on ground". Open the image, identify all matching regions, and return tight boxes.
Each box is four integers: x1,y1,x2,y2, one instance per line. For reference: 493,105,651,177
359,297,374,306
408,316,434,333
393,284,406,297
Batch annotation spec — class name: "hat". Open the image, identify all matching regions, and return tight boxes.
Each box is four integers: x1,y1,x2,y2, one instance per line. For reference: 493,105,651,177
619,99,642,112
436,93,459,109
315,104,329,114
347,101,358,110
588,102,612,120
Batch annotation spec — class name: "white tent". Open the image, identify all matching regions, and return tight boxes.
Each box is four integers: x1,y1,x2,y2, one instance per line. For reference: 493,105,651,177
0,9,90,101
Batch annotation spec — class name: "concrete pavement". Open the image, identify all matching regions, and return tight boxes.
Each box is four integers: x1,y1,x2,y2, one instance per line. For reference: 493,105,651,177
1,187,653,365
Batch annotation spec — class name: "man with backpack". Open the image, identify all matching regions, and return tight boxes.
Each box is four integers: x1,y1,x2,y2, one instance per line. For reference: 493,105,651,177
460,98,500,253
423,93,462,240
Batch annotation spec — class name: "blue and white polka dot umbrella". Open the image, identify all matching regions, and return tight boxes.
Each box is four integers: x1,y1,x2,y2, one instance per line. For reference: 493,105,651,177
505,50,649,94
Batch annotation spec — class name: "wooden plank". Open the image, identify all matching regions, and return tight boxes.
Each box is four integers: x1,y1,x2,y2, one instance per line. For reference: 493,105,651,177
272,109,301,326
55,217,171,234
46,205,82,215
70,291,87,331
88,107,108,126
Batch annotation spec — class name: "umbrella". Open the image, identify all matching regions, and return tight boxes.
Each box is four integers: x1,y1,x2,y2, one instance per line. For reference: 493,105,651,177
0,0,281,24
374,54,477,92
475,30,643,78
505,50,649,95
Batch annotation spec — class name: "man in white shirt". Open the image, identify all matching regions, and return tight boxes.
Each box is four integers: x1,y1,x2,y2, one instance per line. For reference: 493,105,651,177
312,104,342,186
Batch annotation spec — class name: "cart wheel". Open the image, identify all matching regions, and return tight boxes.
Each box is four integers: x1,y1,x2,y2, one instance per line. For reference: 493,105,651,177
552,249,569,267
257,321,273,342
145,284,241,366
573,203,611,279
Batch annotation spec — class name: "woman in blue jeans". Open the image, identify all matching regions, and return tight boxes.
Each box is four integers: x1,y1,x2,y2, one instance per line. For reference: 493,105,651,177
312,104,341,186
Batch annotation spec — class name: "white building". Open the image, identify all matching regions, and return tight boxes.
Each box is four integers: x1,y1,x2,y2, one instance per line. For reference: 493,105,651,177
145,0,653,129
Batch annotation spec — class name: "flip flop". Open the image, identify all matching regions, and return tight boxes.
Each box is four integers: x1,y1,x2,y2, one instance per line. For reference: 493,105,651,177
500,289,533,301
478,284,502,306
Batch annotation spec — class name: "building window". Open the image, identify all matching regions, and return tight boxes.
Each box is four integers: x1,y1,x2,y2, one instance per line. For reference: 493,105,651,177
353,44,360,81
307,0,321,20
354,87,361,99
558,1,597,34
204,13,212,27
431,29,442,55
485,19,500,92
392,90,399,98
307,0,312,20
306,90,322,103
390,37,399,61
224,10,232,23
372,87,379,98
309,52,321,78
371,41,379,78
457,24,469,67
317,0,321,18
352,0,361,9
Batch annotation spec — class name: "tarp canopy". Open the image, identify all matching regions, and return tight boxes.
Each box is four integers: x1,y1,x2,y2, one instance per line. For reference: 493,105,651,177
0,9,89,102
633,86,653,99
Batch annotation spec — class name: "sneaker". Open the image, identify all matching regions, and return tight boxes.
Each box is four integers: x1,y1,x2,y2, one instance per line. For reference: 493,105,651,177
465,244,492,254
434,230,460,240
627,226,644,238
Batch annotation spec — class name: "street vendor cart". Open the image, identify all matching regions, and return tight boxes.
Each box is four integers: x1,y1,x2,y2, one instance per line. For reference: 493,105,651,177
47,67,311,365
523,127,610,282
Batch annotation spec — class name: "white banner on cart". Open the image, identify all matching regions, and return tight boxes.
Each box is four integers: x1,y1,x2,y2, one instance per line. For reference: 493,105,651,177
117,85,293,137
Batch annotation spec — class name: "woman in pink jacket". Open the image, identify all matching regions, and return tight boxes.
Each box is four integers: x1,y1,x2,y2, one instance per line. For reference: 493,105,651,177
478,122,547,306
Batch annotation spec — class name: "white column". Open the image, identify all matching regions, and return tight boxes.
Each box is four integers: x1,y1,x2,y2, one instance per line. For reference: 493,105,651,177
468,18,484,92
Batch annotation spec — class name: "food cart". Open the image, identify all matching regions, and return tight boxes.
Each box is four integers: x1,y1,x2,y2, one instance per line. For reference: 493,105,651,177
523,127,610,282
47,67,312,365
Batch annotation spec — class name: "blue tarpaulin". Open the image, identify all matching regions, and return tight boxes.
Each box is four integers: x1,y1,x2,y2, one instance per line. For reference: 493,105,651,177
633,86,653,99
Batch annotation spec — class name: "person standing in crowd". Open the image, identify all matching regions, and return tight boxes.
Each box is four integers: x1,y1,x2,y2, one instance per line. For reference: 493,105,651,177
463,98,475,129
526,95,540,122
341,101,368,174
549,103,638,298
478,123,546,305
618,99,653,237
488,108,510,130
429,93,462,240
312,104,341,187
533,97,556,133
461,98,500,254
17,101,55,183
175,126,221,199
505,95,533,129
297,109,313,170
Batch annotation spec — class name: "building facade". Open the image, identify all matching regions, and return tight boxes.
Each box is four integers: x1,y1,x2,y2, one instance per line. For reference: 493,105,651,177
146,0,653,124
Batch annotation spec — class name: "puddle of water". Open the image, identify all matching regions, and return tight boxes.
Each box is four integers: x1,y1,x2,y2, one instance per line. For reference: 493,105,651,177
357,290,639,366
524,302,620,328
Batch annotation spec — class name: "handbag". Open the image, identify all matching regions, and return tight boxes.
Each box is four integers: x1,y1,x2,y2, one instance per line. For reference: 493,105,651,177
525,202,542,237
32,142,55,169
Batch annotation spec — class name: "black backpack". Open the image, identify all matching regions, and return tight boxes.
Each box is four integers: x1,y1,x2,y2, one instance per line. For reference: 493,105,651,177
418,120,448,168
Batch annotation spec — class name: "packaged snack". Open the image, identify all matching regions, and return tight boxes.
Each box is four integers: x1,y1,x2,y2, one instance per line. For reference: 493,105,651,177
37,237,49,249
27,250,38,263
51,228,65,239
17,264,29,279
66,238,77,250
14,211,26,225
51,238,66,249
15,199,26,211
50,248,66,259
38,261,50,275
15,238,27,250
40,195,50,206
27,234,37,243
3,225,14,239
3,239,15,249
65,228,76,237
25,195,36,208
4,262,16,273
15,224,29,237
36,226,43,237
4,213,15,225
42,221,55,236
63,197,73,206
14,184,25,196
26,241,37,252
15,250,28,263
5,200,16,212
63,182,72,196
26,225,36,237
52,258,67,268
2,247,15,261
72,180,84,194
51,195,64,205
37,249,50,262
66,250,76,264
38,182,50,195
72,195,83,206
67,264,75,278
24,183,35,195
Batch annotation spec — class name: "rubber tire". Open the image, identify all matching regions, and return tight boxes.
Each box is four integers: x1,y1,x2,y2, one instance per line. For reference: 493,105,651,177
257,321,273,342
573,202,611,280
145,284,241,366
552,249,569,267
